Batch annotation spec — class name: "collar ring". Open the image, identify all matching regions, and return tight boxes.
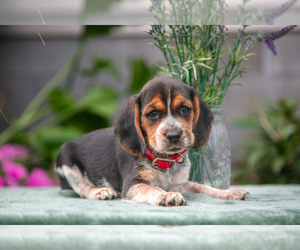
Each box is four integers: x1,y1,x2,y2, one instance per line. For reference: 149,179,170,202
175,153,185,164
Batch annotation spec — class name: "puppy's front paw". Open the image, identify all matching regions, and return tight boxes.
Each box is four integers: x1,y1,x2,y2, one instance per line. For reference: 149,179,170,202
89,187,119,200
222,189,249,200
158,192,187,207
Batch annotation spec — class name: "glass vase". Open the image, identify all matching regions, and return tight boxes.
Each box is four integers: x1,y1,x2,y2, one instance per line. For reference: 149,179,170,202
189,105,231,189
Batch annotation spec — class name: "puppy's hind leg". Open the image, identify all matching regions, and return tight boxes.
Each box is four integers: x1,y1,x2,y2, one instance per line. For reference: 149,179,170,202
56,165,119,200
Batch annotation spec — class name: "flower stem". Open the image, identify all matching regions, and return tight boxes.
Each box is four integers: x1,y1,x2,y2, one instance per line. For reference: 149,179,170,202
171,26,183,66
220,45,250,104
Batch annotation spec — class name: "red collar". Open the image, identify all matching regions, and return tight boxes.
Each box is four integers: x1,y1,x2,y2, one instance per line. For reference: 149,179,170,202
146,147,188,170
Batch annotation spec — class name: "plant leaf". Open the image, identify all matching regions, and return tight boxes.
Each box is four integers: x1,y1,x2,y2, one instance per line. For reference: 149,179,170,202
48,90,75,113
272,157,286,175
81,56,120,78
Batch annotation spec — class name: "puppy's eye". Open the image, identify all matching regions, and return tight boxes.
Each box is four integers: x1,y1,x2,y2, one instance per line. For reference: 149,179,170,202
147,110,159,118
180,106,191,113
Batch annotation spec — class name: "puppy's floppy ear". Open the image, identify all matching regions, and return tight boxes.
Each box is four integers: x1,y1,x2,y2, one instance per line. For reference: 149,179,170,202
192,90,214,149
114,95,146,157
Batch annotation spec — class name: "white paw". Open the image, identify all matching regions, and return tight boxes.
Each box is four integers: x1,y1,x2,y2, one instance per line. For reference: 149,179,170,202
88,187,119,200
222,189,250,200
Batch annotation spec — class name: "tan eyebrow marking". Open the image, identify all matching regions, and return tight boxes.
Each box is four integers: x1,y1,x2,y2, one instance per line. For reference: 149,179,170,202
143,96,166,115
171,94,193,111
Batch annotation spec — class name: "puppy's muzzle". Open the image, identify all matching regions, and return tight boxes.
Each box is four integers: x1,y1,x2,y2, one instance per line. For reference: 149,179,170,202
165,130,182,144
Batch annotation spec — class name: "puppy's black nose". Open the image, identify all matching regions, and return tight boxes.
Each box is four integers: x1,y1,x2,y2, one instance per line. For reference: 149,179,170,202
166,131,182,143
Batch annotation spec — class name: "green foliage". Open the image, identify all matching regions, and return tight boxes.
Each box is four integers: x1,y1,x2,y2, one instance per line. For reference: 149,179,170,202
13,127,83,170
233,99,300,184
83,1,122,21
10,56,156,168
82,25,120,40
81,56,121,78
127,58,158,95
12,84,118,168
0,26,158,169
48,86,118,132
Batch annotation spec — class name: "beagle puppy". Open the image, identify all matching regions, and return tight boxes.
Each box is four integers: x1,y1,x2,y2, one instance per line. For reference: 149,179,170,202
55,77,248,206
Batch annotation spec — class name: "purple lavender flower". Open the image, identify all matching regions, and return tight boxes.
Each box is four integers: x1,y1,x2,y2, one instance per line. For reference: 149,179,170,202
266,40,277,56
264,25,297,41
264,0,298,24
217,25,225,37
149,0,163,12
149,25,162,35
264,25,298,55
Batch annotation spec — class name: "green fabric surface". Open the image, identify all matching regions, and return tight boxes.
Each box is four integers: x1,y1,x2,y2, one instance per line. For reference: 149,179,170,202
0,225,300,250
0,185,299,225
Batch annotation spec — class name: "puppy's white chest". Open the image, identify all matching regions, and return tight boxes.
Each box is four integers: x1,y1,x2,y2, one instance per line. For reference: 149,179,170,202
141,158,191,191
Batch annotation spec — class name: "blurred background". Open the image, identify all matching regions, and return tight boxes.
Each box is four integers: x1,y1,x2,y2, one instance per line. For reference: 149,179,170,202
1,0,300,25
0,1,300,187
1,25,299,186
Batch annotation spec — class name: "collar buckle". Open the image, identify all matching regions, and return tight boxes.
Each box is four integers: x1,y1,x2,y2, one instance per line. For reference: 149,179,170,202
152,157,176,170
146,146,188,170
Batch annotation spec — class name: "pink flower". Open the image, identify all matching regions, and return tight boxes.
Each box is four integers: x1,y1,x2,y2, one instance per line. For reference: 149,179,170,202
5,176,19,187
0,176,4,187
0,144,29,161
1,161,28,182
26,168,55,187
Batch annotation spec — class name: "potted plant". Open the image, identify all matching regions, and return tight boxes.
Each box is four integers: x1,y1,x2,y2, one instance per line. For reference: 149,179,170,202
147,0,298,188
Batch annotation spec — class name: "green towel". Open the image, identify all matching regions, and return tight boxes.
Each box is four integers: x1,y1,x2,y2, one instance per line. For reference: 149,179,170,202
0,185,299,225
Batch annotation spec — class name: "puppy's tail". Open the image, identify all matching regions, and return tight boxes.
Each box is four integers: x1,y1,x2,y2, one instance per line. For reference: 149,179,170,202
54,163,72,190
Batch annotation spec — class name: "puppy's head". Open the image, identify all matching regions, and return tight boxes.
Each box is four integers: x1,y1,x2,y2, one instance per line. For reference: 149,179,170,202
114,77,213,157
